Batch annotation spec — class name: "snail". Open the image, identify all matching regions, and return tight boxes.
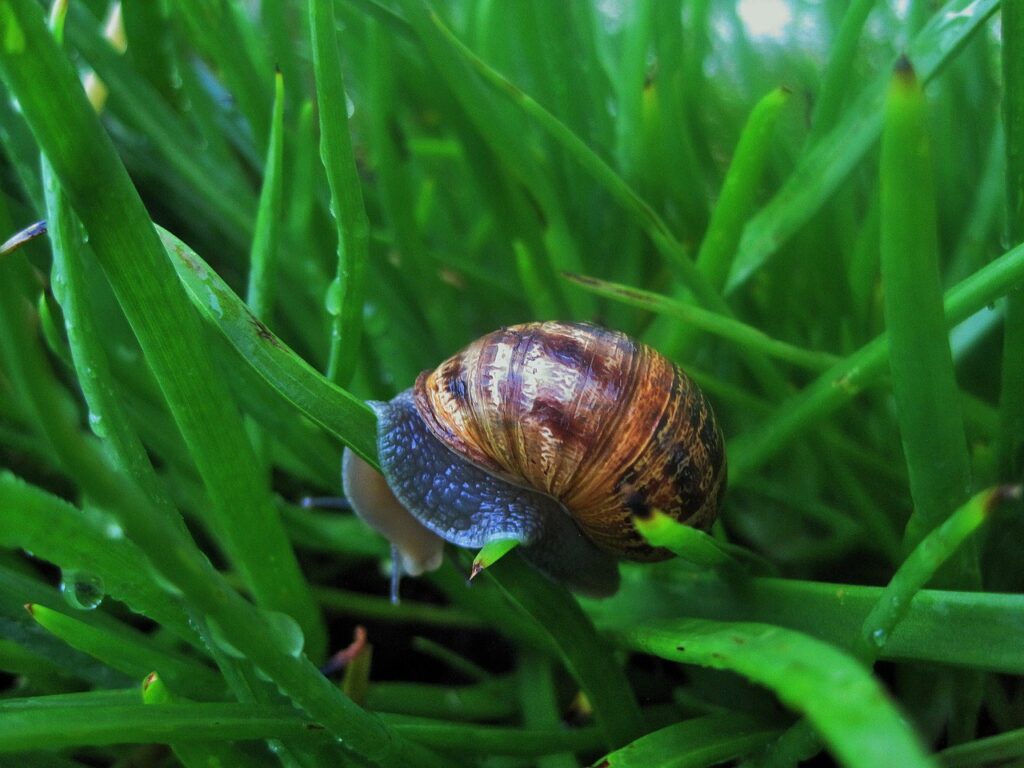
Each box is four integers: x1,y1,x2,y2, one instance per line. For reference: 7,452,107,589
342,321,727,597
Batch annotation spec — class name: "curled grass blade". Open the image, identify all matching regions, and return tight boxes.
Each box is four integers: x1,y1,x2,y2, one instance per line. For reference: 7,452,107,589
246,69,285,322
622,619,936,768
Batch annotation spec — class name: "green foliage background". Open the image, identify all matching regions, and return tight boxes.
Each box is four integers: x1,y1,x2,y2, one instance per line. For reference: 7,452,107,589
0,0,1022,766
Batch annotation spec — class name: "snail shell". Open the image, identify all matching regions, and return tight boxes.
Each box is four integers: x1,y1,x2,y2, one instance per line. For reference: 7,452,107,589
342,321,726,597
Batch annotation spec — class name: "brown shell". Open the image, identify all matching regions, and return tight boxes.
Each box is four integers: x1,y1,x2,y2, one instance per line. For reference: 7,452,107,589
413,321,726,561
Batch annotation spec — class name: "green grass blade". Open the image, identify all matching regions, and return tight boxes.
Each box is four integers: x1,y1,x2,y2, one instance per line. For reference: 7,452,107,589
0,699,324,751
589,576,1024,675
596,713,781,768
727,0,999,292
998,0,1024,481
158,227,378,465
171,0,271,152
728,238,1024,483
880,58,972,550
484,554,644,749
565,272,839,371
623,619,936,768
0,0,325,658
857,486,1020,660
938,727,1024,767
0,472,197,646
247,69,285,321
25,604,222,698
809,0,877,142
310,0,369,387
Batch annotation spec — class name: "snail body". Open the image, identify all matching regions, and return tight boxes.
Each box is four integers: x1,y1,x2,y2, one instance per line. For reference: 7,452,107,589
342,321,726,597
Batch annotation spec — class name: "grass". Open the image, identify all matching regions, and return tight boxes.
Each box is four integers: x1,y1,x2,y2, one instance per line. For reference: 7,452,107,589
0,0,1021,766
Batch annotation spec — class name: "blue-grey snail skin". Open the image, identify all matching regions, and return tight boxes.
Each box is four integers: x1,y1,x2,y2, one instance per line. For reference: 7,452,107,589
341,321,727,598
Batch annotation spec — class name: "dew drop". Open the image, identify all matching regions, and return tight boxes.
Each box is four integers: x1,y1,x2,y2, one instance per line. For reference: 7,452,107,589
259,608,305,658
325,277,344,317
87,411,107,438
60,569,105,610
869,628,888,648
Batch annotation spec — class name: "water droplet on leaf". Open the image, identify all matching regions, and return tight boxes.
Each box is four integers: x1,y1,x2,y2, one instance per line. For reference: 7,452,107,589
60,569,105,610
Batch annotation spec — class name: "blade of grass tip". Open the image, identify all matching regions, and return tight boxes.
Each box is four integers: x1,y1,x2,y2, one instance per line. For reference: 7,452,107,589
726,236,1024,485
564,272,839,371
247,68,284,322
483,554,644,749
0,473,198,648
726,0,999,293
143,673,274,768
25,604,223,698
857,485,1021,661
647,86,791,356
632,508,773,574
998,0,1024,482
595,713,782,768
759,486,1021,767
310,0,369,388
158,227,378,465
881,57,973,554
622,620,937,768
809,0,877,143
0,0,328,664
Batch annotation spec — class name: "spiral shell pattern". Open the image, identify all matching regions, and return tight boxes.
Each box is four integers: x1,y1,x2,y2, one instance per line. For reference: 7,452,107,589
413,321,726,560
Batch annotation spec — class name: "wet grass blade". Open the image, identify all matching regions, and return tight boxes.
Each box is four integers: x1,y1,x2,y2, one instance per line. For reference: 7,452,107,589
310,0,369,387
0,0,325,657
159,227,378,465
857,486,1021,660
880,58,972,550
623,619,936,768
25,604,222,698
